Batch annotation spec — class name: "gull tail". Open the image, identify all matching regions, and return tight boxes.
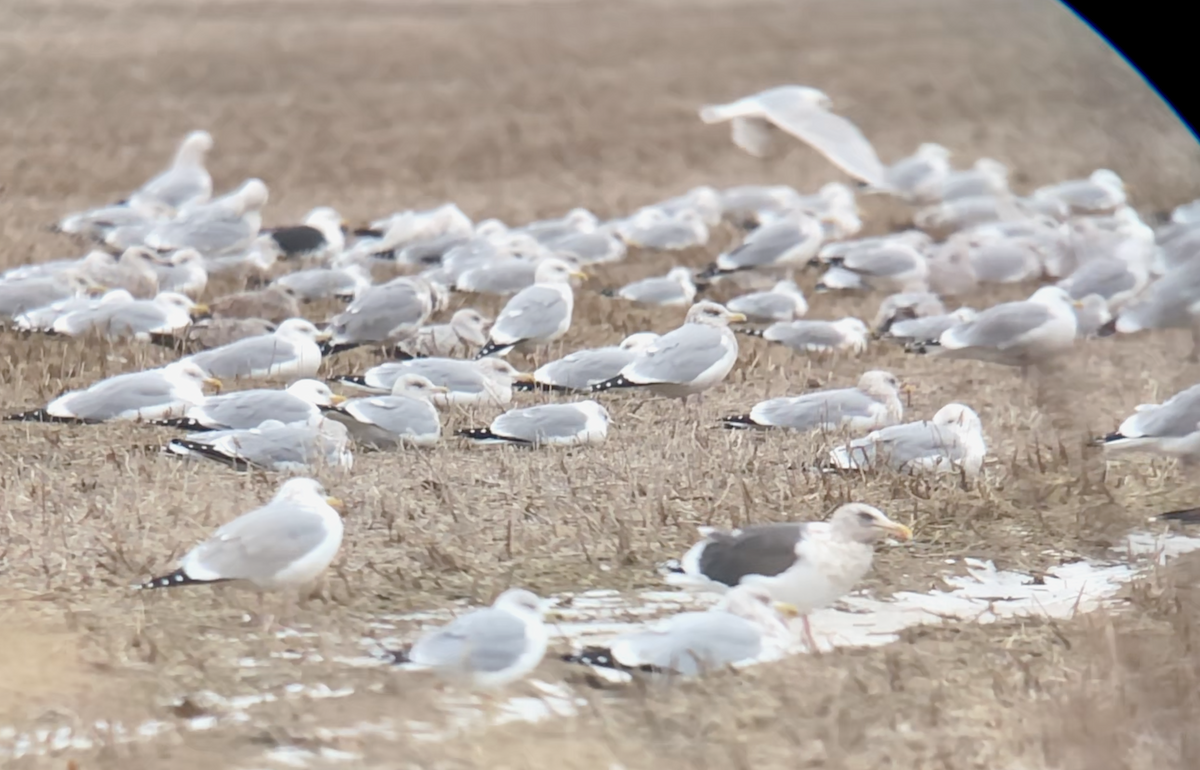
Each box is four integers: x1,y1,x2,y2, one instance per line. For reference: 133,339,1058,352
1158,507,1200,524
455,427,527,445
733,328,765,338
384,346,418,361
720,414,761,429
904,339,938,355
475,340,514,359
167,439,254,471
1096,318,1119,337
147,332,188,351
599,287,618,298
320,341,361,356
387,646,412,664
4,409,100,425
513,380,577,394
136,568,227,590
590,374,639,393
331,375,369,388
1091,431,1127,447
697,263,730,280
561,647,632,671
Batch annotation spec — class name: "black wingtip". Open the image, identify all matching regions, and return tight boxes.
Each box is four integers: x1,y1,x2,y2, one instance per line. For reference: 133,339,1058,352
456,427,501,440
167,439,253,471
513,380,574,394
387,646,412,664
1091,432,1123,446
720,414,759,429
332,375,369,387
146,332,189,352
320,341,361,357
590,374,637,392
696,263,727,280
1158,508,1200,524
475,341,512,359
384,346,417,361
733,328,765,338
1096,318,1119,338
153,417,211,431
4,409,98,424
599,288,618,298
904,339,937,355
561,646,626,670
137,568,219,590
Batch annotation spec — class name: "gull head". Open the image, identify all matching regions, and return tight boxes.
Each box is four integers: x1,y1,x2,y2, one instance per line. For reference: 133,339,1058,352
286,379,342,407
829,502,912,544
685,300,746,327
391,373,449,398
493,588,551,618
931,402,983,434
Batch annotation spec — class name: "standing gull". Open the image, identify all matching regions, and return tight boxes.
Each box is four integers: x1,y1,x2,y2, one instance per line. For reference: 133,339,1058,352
142,178,269,256
880,308,978,345
184,318,329,381
128,130,214,216
664,503,912,650
137,477,344,592
699,85,888,189
392,588,552,689
1093,384,1200,462
157,379,343,431
6,361,218,424
457,401,609,448
721,370,904,431
476,258,585,358
827,403,987,477
700,213,824,278
562,585,797,676
326,275,444,354
591,302,745,401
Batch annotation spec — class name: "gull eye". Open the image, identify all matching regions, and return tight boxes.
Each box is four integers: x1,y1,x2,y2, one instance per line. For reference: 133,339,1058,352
857,511,876,525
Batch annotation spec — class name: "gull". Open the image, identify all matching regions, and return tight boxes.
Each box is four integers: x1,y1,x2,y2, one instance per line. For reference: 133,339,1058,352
260,207,347,262
933,230,1043,286
151,317,278,353
914,193,1021,234
321,374,444,450
1172,198,1200,225
137,478,344,593
820,241,929,293
518,332,660,392
394,308,492,359
871,291,946,336
326,275,444,354
127,130,214,216
150,248,208,297
14,289,135,333
935,158,1010,202
880,307,977,344
56,203,156,243
392,588,552,689
1058,255,1150,310
793,182,862,240
562,585,797,677
905,286,1079,369
721,370,904,431
1093,384,1200,462
210,285,302,324
718,184,803,226
651,186,723,227
737,317,871,355
157,379,343,431
725,279,808,322
591,301,745,401
361,203,474,258
183,318,329,381
457,400,609,448
1074,294,1113,338
165,415,353,472
141,178,270,256
476,258,585,358
50,291,206,340
700,85,888,189
5,360,218,424
1109,259,1200,359
1031,169,1126,214
663,503,912,650
699,213,824,278
333,357,521,407
604,267,696,307
518,208,598,244
0,274,93,320
77,248,161,298
827,403,987,478
550,229,627,266
612,208,709,251
883,143,953,204
272,264,372,303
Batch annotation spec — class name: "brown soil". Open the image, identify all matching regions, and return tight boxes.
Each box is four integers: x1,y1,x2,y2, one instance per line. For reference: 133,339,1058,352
3,0,1200,767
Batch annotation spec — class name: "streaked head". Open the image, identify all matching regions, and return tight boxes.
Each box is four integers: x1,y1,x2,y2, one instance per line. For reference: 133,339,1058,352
476,357,520,379
235,178,270,212
857,370,902,398
931,403,983,434
493,588,550,617
829,502,912,544
576,399,610,423
165,359,221,390
391,373,449,398
833,317,871,336
450,308,492,344
685,300,746,327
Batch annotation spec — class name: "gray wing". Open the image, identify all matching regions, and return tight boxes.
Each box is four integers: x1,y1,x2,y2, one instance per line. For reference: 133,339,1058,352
623,325,727,384
697,523,806,586
136,166,210,211
58,371,179,420
492,404,587,442
1116,263,1200,331
843,246,920,278
490,286,568,345
274,270,356,301
457,260,538,295
618,277,688,305
186,335,298,378
331,281,428,344
886,157,940,196
343,395,440,436
727,292,796,322
887,314,962,342
763,321,848,350
195,391,312,429
759,92,887,188
185,501,330,580
149,217,254,255
840,422,964,470
942,303,1052,349
1037,180,1117,209
1123,385,1200,438
613,612,761,675
749,388,876,430
720,221,803,270
0,279,77,317
209,423,345,470
394,359,487,394
101,303,176,336
1060,258,1136,301
535,347,631,390
408,608,529,674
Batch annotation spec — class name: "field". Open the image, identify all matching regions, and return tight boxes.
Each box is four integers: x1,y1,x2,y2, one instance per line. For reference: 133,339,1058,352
4,0,1200,767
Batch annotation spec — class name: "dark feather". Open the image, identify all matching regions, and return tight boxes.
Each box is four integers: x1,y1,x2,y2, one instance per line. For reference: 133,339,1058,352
475,340,514,359
590,374,639,392
265,225,327,258
167,439,254,471
153,417,213,431
720,414,760,429
4,408,102,425
1096,318,1118,337
1158,507,1200,523
137,567,230,590
560,646,658,673
331,375,369,388
694,523,806,587
733,328,765,338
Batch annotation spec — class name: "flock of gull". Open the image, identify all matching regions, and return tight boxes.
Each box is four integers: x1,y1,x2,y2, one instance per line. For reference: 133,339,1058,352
7,83,1200,685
